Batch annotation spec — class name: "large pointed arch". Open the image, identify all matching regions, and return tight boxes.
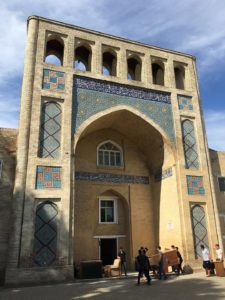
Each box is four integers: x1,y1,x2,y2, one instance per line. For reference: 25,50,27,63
74,105,176,157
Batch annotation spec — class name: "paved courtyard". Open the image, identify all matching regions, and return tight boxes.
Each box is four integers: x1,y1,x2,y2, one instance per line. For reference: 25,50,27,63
0,272,225,300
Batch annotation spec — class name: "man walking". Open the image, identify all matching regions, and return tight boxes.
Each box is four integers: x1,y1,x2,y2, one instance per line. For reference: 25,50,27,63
157,246,167,280
200,244,211,277
118,246,127,276
136,249,151,285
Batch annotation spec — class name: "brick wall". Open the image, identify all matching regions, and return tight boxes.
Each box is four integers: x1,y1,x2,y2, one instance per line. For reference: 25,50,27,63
0,128,17,284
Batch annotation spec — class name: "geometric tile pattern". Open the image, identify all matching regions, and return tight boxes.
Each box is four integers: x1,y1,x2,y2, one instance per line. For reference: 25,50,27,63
75,171,149,184
218,177,225,192
33,201,58,267
73,76,175,144
178,95,193,110
155,167,173,182
182,119,199,169
39,102,62,159
36,166,61,189
42,69,65,91
191,204,209,258
186,175,205,195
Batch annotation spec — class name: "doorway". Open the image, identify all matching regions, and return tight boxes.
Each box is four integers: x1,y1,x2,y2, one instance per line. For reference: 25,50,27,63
100,238,117,265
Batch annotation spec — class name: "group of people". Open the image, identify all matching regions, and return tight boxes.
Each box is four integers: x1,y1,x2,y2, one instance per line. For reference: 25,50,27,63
118,243,224,284
136,245,184,284
118,244,184,285
201,243,224,277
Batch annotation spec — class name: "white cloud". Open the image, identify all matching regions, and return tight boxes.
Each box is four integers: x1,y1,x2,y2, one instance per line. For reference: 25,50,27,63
0,0,225,152
204,110,225,151
0,7,25,85
0,93,19,128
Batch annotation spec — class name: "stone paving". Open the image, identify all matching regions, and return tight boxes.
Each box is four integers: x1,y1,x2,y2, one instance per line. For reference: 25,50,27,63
0,272,225,300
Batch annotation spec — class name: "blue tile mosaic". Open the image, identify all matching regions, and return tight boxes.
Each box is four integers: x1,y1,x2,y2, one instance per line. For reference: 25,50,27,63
155,167,173,182
36,166,61,189
74,77,171,104
186,175,205,195
72,76,175,143
178,95,193,111
75,171,149,184
42,69,65,91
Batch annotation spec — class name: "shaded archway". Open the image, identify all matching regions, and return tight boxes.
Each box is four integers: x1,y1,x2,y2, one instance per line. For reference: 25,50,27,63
74,44,92,71
174,66,185,89
152,62,164,86
74,105,175,155
45,36,64,66
73,107,178,269
127,56,142,81
102,50,117,76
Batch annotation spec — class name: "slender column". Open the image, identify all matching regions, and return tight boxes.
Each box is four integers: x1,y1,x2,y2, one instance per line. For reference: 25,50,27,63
165,58,174,88
119,49,127,80
142,55,150,84
92,41,101,75
6,17,39,268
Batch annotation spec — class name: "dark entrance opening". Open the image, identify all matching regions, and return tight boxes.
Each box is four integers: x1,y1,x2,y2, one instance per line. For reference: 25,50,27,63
100,238,117,265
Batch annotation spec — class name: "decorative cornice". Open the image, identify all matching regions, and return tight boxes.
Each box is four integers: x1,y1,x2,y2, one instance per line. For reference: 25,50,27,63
75,171,149,184
74,76,171,104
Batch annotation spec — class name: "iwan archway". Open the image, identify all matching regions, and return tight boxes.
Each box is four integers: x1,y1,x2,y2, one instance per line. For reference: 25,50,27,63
73,106,182,269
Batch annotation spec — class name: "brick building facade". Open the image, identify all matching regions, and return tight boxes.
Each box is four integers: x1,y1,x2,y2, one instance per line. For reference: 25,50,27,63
0,16,225,285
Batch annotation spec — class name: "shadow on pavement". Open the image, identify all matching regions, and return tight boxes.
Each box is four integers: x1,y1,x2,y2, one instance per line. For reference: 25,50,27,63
0,273,225,300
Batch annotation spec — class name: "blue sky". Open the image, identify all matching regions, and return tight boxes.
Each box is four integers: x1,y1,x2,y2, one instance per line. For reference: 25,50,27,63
0,0,225,150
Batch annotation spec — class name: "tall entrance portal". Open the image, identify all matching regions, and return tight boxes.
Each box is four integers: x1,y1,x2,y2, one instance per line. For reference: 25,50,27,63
74,107,178,269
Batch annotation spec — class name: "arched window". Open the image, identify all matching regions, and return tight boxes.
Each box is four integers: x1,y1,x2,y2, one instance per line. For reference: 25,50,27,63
33,201,58,266
102,51,117,76
97,141,123,167
152,62,164,85
39,101,62,159
191,204,209,258
127,56,141,81
74,45,92,71
44,37,64,66
175,66,185,89
182,119,199,169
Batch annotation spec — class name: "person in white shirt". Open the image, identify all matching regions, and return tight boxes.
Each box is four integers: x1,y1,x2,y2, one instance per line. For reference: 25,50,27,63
215,244,224,261
200,244,211,277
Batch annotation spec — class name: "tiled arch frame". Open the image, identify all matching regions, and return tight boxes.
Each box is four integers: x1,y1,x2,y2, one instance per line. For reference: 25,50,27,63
74,105,176,156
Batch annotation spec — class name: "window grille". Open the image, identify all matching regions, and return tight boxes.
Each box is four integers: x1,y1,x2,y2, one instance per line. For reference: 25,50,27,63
218,177,225,192
182,119,199,169
0,160,3,179
33,201,58,266
39,102,62,159
191,205,209,258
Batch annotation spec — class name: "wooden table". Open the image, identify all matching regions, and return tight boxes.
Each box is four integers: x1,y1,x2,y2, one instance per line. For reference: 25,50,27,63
214,261,225,277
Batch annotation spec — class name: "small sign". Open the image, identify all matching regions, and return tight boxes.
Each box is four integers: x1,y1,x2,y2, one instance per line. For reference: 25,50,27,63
167,222,174,231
